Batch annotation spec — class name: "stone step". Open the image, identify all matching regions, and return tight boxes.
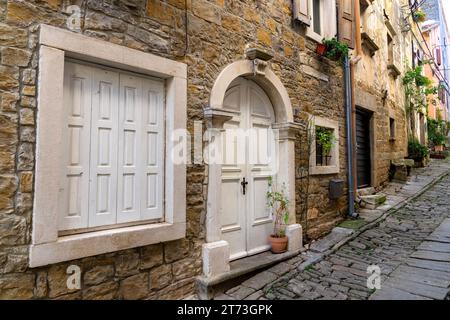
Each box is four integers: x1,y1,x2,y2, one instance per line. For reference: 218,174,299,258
359,194,387,209
357,187,376,197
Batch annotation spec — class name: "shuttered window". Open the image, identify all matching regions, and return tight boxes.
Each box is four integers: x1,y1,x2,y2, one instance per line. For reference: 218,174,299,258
59,61,165,231
302,0,337,42
338,0,355,49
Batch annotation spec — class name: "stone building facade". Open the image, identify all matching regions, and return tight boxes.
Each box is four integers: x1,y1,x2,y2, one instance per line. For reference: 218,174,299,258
0,0,413,300
354,0,409,188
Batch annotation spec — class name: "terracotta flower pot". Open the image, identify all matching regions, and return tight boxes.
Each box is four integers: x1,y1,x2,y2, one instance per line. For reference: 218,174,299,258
434,145,444,152
269,235,288,254
316,43,327,56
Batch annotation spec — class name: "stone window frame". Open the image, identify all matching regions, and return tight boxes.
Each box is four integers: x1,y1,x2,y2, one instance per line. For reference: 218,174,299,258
389,116,396,141
305,0,337,43
309,116,340,175
30,25,187,268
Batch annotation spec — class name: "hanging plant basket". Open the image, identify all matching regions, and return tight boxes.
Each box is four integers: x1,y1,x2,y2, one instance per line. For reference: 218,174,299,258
316,43,327,56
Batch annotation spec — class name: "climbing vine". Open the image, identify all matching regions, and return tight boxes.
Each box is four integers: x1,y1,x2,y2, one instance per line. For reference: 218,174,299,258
402,65,438,114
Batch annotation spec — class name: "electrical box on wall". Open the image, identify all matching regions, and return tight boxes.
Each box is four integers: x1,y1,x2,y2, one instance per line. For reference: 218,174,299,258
329,179,344,199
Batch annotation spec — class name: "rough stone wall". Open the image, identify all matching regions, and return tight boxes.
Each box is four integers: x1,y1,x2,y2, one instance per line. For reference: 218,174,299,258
355,0,408,188
0,0,347,299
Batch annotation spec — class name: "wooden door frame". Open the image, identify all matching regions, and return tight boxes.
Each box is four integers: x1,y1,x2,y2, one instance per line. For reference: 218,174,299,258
355,106,375,188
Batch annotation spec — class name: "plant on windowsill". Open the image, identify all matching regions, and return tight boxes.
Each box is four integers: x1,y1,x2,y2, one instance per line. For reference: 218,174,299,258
267,177,289,253
315,126,336,166
413,9,426,23
320,38,349,62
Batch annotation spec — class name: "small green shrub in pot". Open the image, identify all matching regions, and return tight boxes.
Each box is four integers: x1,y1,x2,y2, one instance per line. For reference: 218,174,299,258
322,38,349,62
316,126,336,155
408,138,429,160
266,177,290,253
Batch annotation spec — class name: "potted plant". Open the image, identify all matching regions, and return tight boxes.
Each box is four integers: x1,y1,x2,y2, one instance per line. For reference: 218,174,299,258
316,126,336,166
427,118,446,152
407,138,429,167
321,38,349,61
267,177,289,253
316,42,327,56
413,9,426,22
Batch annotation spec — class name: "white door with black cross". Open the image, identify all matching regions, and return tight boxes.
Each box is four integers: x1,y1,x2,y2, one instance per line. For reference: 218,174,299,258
220,77,277,260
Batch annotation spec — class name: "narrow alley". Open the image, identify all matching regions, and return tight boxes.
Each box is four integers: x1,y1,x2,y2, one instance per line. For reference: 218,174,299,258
217,160,450,300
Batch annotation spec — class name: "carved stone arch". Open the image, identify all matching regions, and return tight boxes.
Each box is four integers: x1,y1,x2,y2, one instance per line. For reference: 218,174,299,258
201,60,303,283
208,60,294,123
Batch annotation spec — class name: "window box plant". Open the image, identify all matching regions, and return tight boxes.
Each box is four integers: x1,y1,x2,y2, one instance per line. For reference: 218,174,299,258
321,38,349,61
267,177,289,253
315,126,336,166
413,9,426,22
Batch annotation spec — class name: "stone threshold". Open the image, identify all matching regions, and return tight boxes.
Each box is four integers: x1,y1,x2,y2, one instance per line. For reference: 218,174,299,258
196,249,301,299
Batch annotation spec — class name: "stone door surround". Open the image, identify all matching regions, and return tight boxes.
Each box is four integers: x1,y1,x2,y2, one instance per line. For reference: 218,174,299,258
202,54,303,278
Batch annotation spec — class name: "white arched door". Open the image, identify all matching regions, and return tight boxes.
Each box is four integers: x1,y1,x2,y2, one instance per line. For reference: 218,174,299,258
220,78,277,260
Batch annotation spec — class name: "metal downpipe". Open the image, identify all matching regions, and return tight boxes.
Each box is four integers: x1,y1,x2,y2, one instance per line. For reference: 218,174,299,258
344,56,358,219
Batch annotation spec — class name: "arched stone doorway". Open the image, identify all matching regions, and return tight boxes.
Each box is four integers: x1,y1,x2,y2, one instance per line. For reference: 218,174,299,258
202,59,303,278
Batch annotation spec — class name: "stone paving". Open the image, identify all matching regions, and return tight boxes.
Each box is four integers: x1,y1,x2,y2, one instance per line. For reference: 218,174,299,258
215,159,450,300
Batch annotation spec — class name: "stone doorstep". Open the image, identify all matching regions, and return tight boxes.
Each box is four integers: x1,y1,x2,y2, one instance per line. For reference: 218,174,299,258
357,187,376,197
195,250,301,300
359,194,387,209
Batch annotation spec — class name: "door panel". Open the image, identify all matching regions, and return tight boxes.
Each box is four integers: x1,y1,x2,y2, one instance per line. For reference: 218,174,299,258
356,109,371,188
221,78,276,260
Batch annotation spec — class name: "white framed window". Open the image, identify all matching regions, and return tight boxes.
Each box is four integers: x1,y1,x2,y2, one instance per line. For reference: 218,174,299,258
60,61,165,232
309,116,340,175
30,25,187,267
306,0,337,42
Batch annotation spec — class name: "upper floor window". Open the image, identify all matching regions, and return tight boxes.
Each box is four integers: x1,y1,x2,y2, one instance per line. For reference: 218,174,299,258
312,0,322,35
296,0,337,43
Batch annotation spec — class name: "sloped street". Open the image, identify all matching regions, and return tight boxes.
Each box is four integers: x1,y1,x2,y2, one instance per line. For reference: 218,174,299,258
217,160,450,300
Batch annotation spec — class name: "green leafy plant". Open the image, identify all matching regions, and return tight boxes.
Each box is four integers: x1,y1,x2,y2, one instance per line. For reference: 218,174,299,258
266,177,289,238
427,118,446,147
322,38,349,61
403,66,435,113
316,126,336,155
413,9,426,22
408,138,429,159
403,66,432,87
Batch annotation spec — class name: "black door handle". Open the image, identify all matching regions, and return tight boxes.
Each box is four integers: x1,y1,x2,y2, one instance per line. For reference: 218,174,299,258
241,177,249,195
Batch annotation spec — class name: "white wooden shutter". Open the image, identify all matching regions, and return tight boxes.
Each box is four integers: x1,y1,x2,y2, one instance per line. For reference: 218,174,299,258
141,78,164,220
293,0,311,26
89,68,120,227
58,62,92,230
117,74,142,223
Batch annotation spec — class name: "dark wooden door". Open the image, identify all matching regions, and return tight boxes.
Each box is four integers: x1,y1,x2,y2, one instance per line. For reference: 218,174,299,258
356,109,371,188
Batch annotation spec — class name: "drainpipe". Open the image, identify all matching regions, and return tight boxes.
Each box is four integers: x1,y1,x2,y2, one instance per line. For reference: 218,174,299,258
345,0,363,218
351,0,362,193
344,57,358,219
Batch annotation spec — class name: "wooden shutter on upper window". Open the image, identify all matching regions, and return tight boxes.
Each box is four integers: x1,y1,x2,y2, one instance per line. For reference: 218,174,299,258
293,0,311,26
436,48,442,65
338,0,355,49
